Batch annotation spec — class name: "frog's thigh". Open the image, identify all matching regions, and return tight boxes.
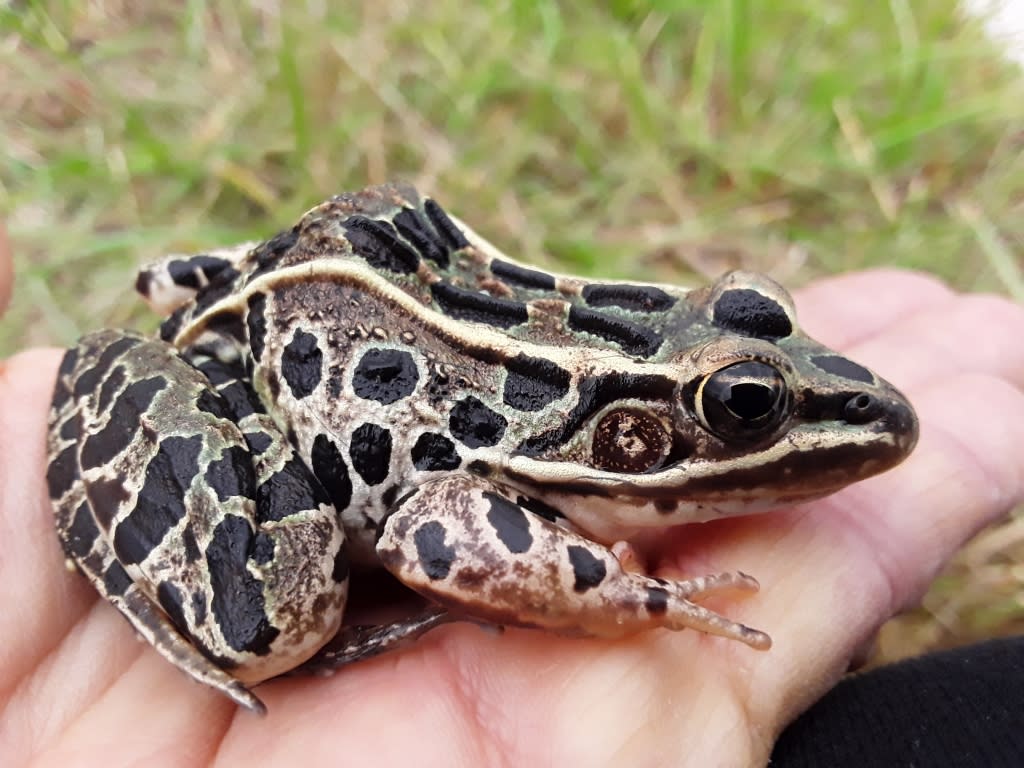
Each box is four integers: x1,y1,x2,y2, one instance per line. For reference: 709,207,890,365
56,495,266,712
376,476,771,649
49,332,345,712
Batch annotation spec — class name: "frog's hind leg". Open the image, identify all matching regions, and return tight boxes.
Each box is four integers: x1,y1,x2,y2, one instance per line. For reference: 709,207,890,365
62,514,266,713
291,605,453,676
48,340,265,711
375,476,771,650
48,331,347,713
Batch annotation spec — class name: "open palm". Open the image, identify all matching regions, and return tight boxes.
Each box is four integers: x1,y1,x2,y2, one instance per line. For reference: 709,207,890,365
3,230,1023,766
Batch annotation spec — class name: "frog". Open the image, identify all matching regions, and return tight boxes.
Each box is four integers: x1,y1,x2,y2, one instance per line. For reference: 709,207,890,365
46,182,919,713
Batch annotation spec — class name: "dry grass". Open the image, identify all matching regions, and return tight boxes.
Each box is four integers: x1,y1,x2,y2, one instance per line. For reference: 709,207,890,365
2,1,1022,662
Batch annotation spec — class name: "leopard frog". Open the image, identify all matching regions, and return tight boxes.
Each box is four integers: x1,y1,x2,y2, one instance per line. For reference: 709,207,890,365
47,183,918,713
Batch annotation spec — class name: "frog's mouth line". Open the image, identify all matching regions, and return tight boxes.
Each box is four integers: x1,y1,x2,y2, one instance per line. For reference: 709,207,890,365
503,410,918,503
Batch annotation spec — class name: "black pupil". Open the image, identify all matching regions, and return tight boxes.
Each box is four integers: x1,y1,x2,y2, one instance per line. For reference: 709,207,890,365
726,381,776,420
698,360,787,440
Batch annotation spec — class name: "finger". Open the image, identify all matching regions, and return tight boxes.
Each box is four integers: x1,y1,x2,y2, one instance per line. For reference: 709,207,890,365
795,269,955,350
851,373,1024,605
861,291,1024,392
798,271,1024,392
0,223,12,317
834,275,1024,605
26,648,232,765
0,349,95,701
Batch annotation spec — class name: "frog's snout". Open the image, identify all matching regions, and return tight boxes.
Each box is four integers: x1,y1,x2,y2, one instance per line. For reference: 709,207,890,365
846,389,919,459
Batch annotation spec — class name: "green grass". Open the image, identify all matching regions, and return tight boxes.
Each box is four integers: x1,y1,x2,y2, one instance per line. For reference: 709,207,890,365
2,1,1022,659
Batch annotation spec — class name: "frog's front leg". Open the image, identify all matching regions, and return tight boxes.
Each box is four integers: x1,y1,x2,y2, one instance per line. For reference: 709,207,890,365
48,330,348,712
375,476,771,649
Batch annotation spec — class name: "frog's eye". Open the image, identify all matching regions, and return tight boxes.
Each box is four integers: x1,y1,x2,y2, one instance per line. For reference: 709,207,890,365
591,407,671,473
696,361,788,441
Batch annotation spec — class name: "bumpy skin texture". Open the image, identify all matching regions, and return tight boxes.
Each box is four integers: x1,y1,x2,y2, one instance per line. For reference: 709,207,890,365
2,216,1024,764
44,185,922,713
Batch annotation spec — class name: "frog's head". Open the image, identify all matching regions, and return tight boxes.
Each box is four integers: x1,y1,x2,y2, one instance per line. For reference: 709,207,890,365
504,271,918,529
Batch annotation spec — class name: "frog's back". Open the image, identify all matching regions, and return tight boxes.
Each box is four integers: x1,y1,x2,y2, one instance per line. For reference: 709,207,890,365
149,183,727,365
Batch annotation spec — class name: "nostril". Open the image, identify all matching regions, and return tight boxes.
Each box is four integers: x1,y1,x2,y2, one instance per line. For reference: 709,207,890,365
844,393,880,424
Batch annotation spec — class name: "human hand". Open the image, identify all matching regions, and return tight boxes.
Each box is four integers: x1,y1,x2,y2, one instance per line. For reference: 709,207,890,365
2,229,1022,765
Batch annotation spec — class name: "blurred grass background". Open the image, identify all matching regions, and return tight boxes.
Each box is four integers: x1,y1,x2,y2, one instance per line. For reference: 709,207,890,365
1,1,1022,662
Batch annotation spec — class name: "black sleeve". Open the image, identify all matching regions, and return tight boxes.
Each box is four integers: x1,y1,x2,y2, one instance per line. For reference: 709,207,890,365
771,636,1024,767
